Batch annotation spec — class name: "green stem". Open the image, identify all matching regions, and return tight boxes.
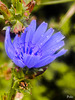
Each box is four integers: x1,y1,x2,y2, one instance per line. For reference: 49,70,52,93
60,3,75,27
7,73,16,100
39,0,74,5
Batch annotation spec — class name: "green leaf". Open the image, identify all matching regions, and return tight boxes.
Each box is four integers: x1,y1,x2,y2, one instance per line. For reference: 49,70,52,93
11,0,22,15
23,0,31,5
0,1,12,20
16,0,22,15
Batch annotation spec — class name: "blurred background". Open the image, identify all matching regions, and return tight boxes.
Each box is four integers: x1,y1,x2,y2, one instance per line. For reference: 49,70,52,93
0,0,75,100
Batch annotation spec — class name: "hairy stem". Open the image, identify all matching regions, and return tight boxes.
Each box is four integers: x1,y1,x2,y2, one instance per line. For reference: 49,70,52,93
7,72,16,100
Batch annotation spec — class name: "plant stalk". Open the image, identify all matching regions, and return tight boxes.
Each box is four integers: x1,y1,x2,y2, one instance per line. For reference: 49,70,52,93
39,0,74,5
7,72,16,100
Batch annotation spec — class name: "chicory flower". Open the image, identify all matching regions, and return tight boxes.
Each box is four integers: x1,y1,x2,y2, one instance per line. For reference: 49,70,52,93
5,20,67,68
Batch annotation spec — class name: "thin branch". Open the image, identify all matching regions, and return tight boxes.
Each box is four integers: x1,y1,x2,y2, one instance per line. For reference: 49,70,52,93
38,0,74,5
60,3,75,27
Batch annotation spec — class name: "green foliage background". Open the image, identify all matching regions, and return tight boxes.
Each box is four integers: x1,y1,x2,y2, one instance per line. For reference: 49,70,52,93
0,0,75,100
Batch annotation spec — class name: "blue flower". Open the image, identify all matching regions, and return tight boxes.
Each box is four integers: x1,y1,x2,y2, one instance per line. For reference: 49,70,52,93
5,20,67,68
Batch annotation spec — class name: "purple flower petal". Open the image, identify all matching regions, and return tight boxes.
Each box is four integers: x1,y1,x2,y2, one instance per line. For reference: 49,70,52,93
32,28,54,53
41,40,65,57
40,32,65,51
23,53,40,68
34,55,56,68
12,57,25,68
34,48,67,68
5,27,16,59
54,48,67,57
32,22,48,44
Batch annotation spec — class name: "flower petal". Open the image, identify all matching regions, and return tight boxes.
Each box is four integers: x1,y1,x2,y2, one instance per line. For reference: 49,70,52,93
25,20,36,43
23,53,40,68
29,20,36,33
32,22,48,44
5,27,16,59
36,28,54,47
55,48,67,57
12,57,25,68
34,55,56,68
32,28,54,53
41,32,65,51
41,41,65,57
25,20,36,53
34,48,67,68
13,31,26,54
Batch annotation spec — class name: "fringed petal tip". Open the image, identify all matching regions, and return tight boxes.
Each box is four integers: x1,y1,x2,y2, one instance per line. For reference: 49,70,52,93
55,48,68,58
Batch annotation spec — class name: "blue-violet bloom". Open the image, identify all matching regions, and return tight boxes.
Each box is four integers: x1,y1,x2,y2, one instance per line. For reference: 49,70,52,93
5,20,67,68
